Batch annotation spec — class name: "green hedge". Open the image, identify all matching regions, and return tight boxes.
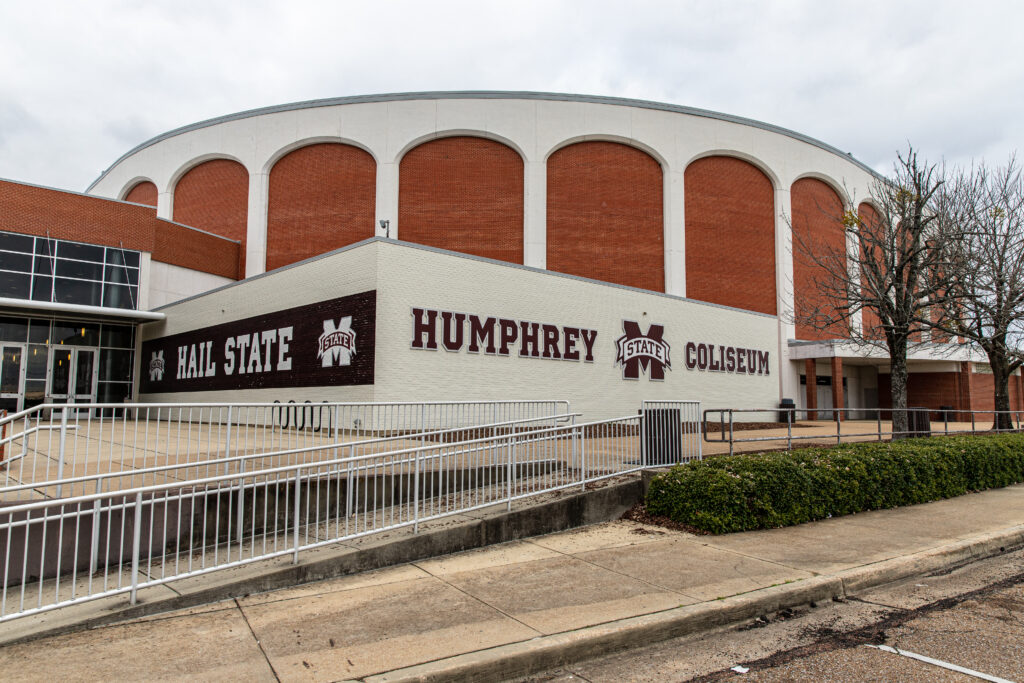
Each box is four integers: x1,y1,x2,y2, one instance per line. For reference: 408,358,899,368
645,433,1024,534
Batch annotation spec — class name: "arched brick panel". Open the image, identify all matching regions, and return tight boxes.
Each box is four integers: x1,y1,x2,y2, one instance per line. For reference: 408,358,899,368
123,181,157,207
398,136,523,263
267,143,376,271
792,178,847,340
546,141,663,291
684,157,775,314
172,159,249,272
858,202,885,339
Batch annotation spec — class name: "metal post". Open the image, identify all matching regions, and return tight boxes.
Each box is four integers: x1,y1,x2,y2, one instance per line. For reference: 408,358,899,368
413,450,420,534
877,410,882,442
835,409,841,446
787,412,792,451
971,411,976,435
507,436,514,512
89,477,103,575
223,406,233,475
293,466,302,563
129,491,143,605
55,407,69,498
728,410,734,457
580,425,587,490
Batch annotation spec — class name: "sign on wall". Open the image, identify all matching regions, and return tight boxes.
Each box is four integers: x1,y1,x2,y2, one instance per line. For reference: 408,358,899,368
139,290,375,393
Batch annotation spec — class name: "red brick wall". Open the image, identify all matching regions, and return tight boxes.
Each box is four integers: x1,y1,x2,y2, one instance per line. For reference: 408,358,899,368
123,181,157,207
172,159,249,274
878,372,961,411
858,203,884,338
547,141,663,291
793,178,847,339
267,143,376,271
684,156,775,314
399,136,523,264
0,179,239,279
967,371,1024,413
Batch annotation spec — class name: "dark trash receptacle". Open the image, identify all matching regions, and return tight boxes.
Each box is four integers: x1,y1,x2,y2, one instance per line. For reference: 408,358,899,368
642,408,682,465
779,398,796,424
939,405,954,422
908,408,932,437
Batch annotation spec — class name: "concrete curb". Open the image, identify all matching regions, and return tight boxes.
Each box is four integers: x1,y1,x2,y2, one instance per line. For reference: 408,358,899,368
354,525,1024,683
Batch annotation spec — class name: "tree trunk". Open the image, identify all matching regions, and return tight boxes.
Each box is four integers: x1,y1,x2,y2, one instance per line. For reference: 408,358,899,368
889,353,910,438
986,350,1013,431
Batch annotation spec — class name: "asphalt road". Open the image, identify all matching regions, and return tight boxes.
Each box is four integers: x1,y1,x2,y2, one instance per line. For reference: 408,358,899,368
518,546,1024,682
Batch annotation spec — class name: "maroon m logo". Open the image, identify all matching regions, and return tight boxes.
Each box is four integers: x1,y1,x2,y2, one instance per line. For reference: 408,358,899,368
615,321,671,380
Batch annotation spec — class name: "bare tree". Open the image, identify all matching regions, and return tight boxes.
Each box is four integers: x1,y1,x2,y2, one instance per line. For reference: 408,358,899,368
939,158,1024,429
793,147,957,435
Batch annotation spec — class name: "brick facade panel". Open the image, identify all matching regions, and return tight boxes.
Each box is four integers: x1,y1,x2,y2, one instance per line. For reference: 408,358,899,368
793,178,847,339
547,141,663,291
399,137,523,264
123,181,157,207
0,179,239,279
267,143,376,271
684,156,775,314
172,159,249,274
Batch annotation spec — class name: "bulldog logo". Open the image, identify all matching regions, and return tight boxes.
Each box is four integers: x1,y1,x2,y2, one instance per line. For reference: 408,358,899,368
318,316,357,367
149,350,165,381
615,321,671,380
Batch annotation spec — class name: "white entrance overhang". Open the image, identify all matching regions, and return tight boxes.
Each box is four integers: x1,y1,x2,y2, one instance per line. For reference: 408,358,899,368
787,339,979,364
0,298,165,322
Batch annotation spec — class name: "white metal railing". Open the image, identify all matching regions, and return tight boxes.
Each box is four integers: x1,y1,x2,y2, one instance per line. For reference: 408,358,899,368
0,408,702,622
704,407,1024,455
0,400,571,499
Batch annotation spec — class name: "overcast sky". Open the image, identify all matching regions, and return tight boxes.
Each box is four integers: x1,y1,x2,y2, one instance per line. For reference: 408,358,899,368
2,0,1022,192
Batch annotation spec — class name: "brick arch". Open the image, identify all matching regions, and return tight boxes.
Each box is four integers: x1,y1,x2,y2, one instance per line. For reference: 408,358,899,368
792,177,847,339
546,141,664,291
684,156,775,314
266,142,376,271
172,158,249,272
398,136,524,263
123,180,157,207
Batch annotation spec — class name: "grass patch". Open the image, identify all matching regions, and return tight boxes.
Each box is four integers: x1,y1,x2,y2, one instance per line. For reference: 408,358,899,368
645,432,1024,534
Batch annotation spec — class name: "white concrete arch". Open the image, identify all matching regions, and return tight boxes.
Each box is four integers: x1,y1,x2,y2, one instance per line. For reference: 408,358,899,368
118,176,158,202
542,134,669,170
790,171,853,210
260,136,380,177
683,149,782,191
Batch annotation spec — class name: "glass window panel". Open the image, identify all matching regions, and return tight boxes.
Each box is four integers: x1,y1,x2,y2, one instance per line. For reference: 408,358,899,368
1,346,22,393
0,318,28,342
56,259,103,280
103,284,137,309
27,319,49,344
99,349,133,383
0,271,30,300
24,380,46,409
50,348,71,396
98,382,133,404
32,257,53,275
100,325,134,349
54,277,102,306
0,252,33,272
0,271,30,299
104,265,139,285
31,275,53,302
105,249,140,268
0,232,35,253
51,323,99,346
26,344,47,379
33,238,56,257
56,242,104,263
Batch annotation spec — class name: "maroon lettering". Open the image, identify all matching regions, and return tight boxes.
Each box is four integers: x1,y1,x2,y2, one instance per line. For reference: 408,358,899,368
758,350,770,375
542,324,562,359
580,329,598,363
498,318,518,355
736,348,746,374
685,342,696,369
411,308,438,350
467,316,496,354
563,327,580,361
697,343,708,370
441,311,466,352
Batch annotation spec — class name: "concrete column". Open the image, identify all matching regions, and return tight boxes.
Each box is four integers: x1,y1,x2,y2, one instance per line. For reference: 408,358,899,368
156,191,172,220
830,357,844,421
244,171,269,278
523,159,546,268
776,187,798,404
375,162,399,240
663,167,685,296
958,361,973,421
804,358,818,421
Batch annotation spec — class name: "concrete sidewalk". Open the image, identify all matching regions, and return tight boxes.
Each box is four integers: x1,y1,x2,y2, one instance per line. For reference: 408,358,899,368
0,485,1022,682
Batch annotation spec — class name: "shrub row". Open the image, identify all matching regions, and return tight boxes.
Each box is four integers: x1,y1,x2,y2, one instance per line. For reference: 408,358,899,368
645,433,1024,534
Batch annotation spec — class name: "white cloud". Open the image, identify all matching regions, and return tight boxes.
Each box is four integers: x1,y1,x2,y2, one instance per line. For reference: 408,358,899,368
1,0,1022,189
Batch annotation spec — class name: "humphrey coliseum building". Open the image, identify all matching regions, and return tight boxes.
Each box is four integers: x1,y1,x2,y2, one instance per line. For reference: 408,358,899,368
1,91,1021,419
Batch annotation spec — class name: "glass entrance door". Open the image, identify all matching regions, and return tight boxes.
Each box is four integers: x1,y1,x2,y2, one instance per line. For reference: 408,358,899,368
0,345,25,413
47,347,98,408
